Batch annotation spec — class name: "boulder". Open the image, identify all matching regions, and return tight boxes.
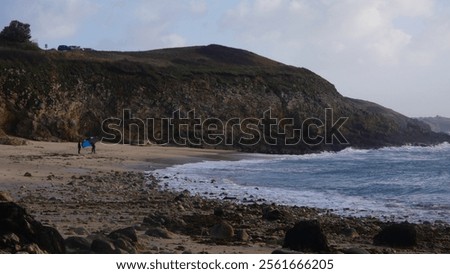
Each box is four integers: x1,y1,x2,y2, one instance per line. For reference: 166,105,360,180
0,202,65,253
235,229,250,242
145,227,175,239
114,238,137,254
109,227,138,243
0,136,27,146
262,206,283,221
210,221,234,240
283,220,330,253
34,225,66,254
373,223,417,248
87,227,140,254
91,238,117,254
213,207,224,217
143,212,186,232
65,236,91,253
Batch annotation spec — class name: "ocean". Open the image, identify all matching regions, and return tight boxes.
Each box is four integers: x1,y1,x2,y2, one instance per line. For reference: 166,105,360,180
151,143,450,224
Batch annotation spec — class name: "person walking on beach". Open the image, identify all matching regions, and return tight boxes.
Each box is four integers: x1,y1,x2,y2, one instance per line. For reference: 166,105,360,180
91,141,96,154
77,140,81,154
89,136,97,154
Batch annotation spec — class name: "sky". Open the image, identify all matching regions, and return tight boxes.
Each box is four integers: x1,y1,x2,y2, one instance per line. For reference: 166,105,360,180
1,0,450,117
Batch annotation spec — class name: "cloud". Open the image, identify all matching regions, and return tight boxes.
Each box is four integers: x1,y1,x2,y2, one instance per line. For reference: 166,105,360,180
161,33,187,47
124,0,230,50
189,0,207,14
223,0,438,65
14,0,99,40
221,0,450,116
122,1,191,50
1,0,206,50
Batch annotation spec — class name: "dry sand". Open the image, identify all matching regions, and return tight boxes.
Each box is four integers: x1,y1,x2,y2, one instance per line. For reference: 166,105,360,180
1,140,278,253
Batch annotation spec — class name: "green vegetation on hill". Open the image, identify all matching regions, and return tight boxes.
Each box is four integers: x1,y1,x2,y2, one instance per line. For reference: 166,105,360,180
0,20,39,51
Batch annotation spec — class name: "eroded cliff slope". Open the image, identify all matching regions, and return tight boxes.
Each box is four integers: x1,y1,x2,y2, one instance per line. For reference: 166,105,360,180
1,44,448,153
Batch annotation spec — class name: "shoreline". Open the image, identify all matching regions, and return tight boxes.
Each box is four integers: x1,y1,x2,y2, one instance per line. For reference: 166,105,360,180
1,140,449,253
153,145,450,225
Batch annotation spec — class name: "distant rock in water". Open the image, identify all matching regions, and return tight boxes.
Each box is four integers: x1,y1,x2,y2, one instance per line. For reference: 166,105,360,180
283,220,330,253
0,202,65,253
1,44,449,153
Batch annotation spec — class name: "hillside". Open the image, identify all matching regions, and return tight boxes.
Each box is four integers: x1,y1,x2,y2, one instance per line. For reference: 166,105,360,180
1,44,449,153
417,116,450,135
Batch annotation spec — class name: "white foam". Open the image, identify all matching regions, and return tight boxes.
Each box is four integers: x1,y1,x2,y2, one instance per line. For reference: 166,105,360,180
149,143,450,223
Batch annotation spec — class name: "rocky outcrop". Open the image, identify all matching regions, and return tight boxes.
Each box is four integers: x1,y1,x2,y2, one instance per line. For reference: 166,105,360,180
1,44,449,153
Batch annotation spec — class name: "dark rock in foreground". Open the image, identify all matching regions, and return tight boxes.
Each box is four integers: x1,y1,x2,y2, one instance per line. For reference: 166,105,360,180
0,202,65,253
65,236,91,253
373,223,417,248
90,238,117,254
109,227,138,243
283,220,330,253
66,228,140,254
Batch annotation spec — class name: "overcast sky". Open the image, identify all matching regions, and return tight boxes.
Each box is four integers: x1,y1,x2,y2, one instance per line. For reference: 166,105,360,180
2,0,450,117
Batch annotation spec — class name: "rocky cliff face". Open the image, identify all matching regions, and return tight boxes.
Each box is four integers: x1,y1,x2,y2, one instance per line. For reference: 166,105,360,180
1,44,448,153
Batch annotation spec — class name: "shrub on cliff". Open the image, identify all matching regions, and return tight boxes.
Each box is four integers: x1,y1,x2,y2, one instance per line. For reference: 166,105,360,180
0,20,39,50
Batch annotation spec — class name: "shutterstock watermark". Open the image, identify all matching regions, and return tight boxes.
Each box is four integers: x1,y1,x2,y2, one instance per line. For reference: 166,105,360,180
101,108,349,146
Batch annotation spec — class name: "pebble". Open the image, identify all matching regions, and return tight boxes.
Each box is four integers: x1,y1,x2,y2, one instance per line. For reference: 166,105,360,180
0,191,14,202
6,170,449,254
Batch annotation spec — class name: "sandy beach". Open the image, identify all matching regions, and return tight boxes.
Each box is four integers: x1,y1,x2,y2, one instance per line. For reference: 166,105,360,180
1,139,449,254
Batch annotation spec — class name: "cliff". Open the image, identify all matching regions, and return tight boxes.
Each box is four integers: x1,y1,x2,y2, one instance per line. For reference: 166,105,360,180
1,44,448,153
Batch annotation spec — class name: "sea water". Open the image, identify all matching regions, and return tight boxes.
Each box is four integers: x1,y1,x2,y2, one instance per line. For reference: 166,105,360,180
151,143,450,223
